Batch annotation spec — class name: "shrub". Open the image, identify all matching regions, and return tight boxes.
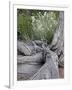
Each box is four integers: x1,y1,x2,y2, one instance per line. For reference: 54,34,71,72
17,9,59,44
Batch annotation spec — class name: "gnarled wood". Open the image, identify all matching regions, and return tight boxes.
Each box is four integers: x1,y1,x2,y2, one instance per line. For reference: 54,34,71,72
17,40,32,55
50,11,64,67
17,52,43,64
30,48,59,80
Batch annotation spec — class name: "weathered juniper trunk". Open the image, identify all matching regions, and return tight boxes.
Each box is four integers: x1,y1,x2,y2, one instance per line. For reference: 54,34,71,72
17,38,60,80
17,63,43,80
29,12,64,80
17,53,44,80
17,45,59,80
30,47,59,80
17,40,44,56
17,42,59,80
17,52,43,64
50,11,64,67
17,41,32,56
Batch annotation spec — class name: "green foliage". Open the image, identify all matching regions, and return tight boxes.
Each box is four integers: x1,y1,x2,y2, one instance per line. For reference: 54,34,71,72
17,9,33,41
31,11,59,43
17,9,59,43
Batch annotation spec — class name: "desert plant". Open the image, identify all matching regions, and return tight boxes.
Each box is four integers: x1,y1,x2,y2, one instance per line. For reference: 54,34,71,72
31,11,59,43
17,9,59,43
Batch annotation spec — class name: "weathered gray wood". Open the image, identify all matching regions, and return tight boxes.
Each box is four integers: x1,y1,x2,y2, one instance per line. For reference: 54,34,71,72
17,40,44,56
50,11,64,67
32,41,43,53
50,12,64,49
34,40,43,46
17,52,43,64
17,43,59,80
30,59,59,80
17,51,43,80
30,48,59,80
46,48,59,78
46,47,59,69
17,40,32,55
30,63,51,80
17,63,42,80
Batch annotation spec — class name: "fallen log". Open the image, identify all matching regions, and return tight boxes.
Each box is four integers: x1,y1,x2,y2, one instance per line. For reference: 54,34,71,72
17,52,43,64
